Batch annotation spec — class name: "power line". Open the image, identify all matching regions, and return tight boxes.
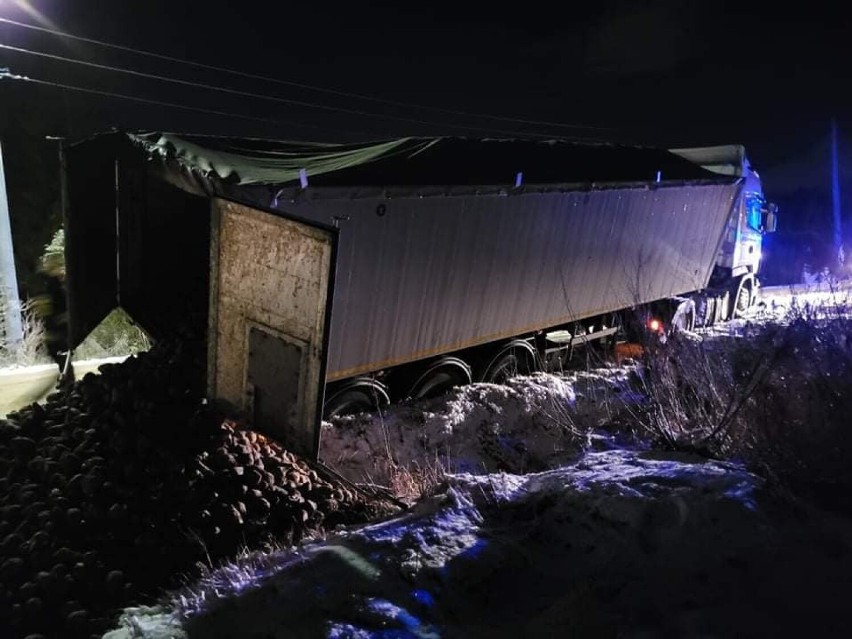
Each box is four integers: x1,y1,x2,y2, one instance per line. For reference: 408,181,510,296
0,16,606,133
0,42,596,140
0,68,337,131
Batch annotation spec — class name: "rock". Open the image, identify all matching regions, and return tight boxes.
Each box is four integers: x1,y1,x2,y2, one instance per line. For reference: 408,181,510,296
65,608,88,632
1,533,24,554
0,556,26,584
71,562,87,582
108,503,128,521
65,474,83,498
246,467,264,487
65,508,83,526
105,570,124,595
23,596,42,617
34,570,52,589
10,437,36,459
18,581,38,601
52,547,81,564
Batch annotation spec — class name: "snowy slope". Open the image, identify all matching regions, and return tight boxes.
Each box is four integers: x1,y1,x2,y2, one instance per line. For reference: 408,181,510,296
103,284,852,638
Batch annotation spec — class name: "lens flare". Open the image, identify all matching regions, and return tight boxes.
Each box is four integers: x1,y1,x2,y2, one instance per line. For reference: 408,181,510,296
9,1,60,31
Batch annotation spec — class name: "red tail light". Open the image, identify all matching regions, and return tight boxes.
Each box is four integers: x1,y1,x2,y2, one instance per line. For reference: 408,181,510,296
648,318,663,333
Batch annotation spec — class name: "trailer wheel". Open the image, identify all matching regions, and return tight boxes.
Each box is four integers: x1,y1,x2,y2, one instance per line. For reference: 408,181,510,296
715,290,732,323
671,300,696,333
481,342,537,384
408,357,472,400
732,276,753,318
323,379,390,419
694,295,714,328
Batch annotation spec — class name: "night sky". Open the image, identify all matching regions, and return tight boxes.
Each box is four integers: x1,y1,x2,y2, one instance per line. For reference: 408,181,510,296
1,0,851,285
2,2,849,175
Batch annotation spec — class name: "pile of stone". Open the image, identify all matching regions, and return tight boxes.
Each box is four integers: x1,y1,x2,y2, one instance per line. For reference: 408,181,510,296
0,340,393,638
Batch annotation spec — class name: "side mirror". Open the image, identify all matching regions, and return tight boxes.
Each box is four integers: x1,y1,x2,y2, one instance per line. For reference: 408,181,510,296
762,203,778,233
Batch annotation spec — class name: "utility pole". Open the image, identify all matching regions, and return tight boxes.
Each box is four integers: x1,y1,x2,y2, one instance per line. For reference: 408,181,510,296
831,118,844,267
0,139,23,354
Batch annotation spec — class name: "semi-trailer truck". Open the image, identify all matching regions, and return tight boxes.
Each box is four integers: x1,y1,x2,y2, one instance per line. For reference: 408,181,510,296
63,133,776,458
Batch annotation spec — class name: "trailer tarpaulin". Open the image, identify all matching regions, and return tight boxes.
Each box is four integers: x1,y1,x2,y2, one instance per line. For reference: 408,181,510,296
129,133,436,186
128,133,719,188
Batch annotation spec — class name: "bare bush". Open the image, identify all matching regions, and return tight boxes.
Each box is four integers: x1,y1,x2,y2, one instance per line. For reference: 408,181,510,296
351,450,449,506
0,298,52,368
381,454,449,503
331,406,452,505
732,315,852,510
634,309,852,511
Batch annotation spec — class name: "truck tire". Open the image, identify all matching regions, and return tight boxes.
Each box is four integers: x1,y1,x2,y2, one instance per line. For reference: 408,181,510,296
731,276,754,319
323,379,390,419
694,295,714,328
671,299,696,333
480,341,537,384
407,357,472,400
715,290,732,323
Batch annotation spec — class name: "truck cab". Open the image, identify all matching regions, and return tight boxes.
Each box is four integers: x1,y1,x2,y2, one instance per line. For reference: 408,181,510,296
671,145,778,319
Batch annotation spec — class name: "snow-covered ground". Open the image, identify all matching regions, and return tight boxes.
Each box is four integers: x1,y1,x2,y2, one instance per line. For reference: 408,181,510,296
103,284,852,638
104,448,852,638
0,355,129,417
318,367,642,500
703,281,852,338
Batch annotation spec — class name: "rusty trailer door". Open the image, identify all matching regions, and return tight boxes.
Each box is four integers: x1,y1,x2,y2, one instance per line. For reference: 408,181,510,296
207,198,336,460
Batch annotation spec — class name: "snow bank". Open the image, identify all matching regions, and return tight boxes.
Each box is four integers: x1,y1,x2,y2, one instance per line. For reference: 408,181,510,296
319,369,640,488
102,606,185,639
106,447,852,639
319,374,579,480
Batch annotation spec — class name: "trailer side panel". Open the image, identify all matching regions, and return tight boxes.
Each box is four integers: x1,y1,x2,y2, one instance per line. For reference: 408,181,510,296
281,183,739,379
